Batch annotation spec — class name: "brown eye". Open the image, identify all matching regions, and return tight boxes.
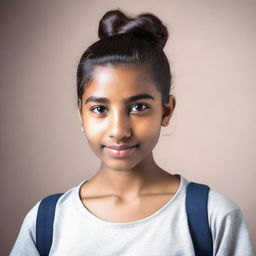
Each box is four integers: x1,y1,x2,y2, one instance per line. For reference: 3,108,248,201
90,106,108,114
130,103,150,113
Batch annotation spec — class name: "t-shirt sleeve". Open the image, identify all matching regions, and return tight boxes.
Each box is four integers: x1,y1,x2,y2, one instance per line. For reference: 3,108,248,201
10,202,41,256
208,189,255,256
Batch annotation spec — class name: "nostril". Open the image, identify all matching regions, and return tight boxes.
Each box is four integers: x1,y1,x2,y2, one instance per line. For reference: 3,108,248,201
107,116,132,140
108,128,131,139
108,132,132,141
108,129,132,140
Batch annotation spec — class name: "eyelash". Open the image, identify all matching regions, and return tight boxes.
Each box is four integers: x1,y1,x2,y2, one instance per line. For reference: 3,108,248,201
90,103,150,115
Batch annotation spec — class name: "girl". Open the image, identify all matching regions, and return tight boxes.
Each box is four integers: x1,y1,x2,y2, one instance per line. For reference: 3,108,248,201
10,9,254,256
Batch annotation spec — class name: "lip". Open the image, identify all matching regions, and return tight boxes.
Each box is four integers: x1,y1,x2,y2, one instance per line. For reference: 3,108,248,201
105,144,137,150
103,145,138,158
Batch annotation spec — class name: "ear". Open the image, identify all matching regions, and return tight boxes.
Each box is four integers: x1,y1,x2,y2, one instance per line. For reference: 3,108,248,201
161,95,176,127
77,98,83,123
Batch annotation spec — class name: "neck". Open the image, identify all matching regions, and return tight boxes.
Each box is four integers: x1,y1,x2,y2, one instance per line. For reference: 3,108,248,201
91,153,170,199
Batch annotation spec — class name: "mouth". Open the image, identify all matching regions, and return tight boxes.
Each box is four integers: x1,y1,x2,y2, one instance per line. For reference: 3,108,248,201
103,145,138,158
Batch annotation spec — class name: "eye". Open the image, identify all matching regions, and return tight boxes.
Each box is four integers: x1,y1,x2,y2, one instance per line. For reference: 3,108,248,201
130,103,150,113
90,105,108,114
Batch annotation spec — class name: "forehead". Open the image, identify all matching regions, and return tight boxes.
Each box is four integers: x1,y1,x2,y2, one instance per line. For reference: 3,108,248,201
82,64,161,100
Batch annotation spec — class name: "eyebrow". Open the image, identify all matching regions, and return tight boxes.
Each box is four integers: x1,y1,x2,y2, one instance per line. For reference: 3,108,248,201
84,93,155,104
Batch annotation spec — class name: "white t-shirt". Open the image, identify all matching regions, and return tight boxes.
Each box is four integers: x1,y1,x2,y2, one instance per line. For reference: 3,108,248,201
10,175,254,256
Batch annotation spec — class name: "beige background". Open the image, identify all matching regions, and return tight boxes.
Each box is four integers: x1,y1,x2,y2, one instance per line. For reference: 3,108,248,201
1,0,255,255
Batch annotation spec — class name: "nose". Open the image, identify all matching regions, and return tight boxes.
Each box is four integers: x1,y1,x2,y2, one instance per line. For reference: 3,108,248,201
107,111,132,142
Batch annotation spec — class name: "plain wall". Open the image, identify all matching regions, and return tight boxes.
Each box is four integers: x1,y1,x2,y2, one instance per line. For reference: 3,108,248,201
1,0,255,254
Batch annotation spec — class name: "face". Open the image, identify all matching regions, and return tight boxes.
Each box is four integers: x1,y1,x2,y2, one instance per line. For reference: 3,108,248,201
78,64,175,172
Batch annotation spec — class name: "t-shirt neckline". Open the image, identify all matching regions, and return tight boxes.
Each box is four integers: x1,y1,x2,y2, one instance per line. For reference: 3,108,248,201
74,174,186,227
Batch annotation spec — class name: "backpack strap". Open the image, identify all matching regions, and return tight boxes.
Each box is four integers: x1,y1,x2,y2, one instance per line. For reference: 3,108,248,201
36,193,63,256
186,182,213,256
36,184,212,255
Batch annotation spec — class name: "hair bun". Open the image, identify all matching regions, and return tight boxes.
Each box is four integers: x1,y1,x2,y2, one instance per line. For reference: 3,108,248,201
98,10,169,49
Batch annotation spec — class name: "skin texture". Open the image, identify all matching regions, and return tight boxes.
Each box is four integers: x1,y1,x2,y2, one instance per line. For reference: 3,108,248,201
78,64,180,222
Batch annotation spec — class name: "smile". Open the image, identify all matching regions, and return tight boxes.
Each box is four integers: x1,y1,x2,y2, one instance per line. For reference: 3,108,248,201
103,146,137,158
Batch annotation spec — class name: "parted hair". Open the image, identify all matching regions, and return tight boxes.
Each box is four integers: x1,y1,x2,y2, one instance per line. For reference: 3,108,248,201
77,9,172,105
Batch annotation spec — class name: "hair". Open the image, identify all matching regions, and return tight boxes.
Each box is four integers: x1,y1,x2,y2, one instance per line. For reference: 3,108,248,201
77,9,172,106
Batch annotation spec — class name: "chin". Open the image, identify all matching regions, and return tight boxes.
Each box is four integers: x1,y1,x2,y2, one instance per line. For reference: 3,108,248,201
102,158,142,171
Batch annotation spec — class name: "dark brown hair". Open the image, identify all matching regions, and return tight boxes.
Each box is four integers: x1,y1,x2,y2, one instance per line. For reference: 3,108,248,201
77,9,172,105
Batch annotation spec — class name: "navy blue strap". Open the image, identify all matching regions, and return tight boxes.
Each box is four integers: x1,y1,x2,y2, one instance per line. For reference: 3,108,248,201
186,182,213,256
36,185,212,255
36,193,63,256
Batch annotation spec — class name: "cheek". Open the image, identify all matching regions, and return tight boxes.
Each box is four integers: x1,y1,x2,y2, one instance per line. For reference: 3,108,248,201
82,122,105,158
83,119,106,141
133,116,162,147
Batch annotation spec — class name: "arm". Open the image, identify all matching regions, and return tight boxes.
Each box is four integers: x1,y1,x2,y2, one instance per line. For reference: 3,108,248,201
208,189,254,256
10,202,40,256
214,208,254,256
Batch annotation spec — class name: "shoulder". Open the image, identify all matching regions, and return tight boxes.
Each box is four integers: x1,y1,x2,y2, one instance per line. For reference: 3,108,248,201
22,180,85,229
21,201,41,237
207,188,254,255
208,188,248,244
181,177,243,224
10,183,82,255
180,176,245,230
10,201,41,255
208,188,242,221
